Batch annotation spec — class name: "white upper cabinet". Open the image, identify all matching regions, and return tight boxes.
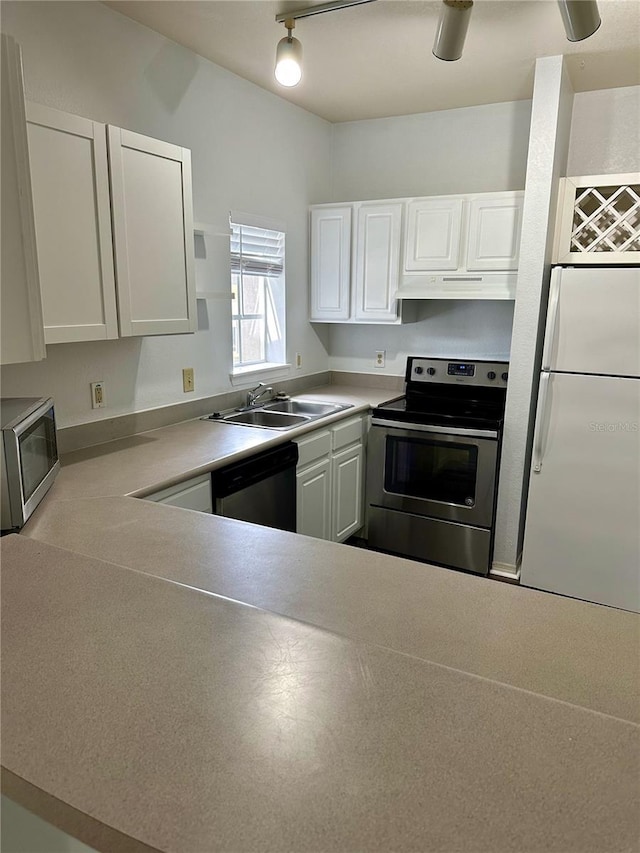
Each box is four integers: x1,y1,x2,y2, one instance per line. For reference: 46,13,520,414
26,103,118,344
310,202,410,324
311,192,523,310
0,36,45,365
310,206,351,322
404,197,463,271
399,190,523,300
18,102,197,346
108,127,196,336
353,202,403,322
466,192,523,271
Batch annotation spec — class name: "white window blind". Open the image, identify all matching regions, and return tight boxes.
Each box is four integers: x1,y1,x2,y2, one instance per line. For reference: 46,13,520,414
230,217,286,372
230,223,284,278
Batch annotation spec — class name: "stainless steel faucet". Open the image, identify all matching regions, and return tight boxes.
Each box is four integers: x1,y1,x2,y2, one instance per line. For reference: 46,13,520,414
245,383,273,408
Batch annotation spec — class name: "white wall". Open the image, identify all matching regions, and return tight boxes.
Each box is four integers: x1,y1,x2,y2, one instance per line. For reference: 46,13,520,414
567,85,640,175
328,99,532,373
328,302,514,373
0,1,333,428
331,100,532,201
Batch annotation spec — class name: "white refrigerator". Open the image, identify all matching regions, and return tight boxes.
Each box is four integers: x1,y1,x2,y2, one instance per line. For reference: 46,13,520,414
521,266,640,612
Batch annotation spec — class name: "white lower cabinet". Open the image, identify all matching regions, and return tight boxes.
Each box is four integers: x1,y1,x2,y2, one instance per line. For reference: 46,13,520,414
295,415,365,542
332,442,364,542
296,456,332,541
143,473,212,513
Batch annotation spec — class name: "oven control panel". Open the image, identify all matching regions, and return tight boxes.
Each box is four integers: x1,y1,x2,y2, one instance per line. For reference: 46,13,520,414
407,357,509,387
448,363,475,377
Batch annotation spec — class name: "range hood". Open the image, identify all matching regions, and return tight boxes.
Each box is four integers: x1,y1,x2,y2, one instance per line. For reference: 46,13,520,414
395,272,517,301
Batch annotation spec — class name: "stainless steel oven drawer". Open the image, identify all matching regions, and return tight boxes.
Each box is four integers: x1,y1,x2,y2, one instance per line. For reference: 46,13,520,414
367,505,492,575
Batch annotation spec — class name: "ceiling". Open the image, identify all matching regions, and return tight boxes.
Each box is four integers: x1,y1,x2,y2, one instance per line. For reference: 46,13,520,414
104,0,640,122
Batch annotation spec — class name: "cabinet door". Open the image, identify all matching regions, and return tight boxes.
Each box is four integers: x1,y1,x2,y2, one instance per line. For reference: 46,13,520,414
0,36,45,365
353,202,402,323
332,442,364,542
310,206,351,322
27,104,118,343
296,457,332,540
108,126,196,336
404,198,463,271
143,473,212,513
466,192,523,271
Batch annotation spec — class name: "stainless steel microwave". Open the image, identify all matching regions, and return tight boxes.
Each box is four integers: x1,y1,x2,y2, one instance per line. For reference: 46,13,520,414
1,397,59,531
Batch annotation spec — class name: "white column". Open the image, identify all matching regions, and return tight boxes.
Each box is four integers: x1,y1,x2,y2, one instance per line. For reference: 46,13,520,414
492,56,574,575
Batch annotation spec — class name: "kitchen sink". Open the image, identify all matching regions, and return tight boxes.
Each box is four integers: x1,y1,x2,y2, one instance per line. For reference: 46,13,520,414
222,410,309,429
204,398,353,430
262,400,350,417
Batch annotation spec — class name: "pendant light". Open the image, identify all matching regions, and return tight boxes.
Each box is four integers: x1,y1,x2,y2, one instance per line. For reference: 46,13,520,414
275,19,303,87
557,0,601,41
273,1,377,88
433,0,474,62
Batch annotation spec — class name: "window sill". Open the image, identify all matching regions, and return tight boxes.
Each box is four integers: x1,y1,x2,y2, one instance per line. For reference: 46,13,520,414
229,363,292,386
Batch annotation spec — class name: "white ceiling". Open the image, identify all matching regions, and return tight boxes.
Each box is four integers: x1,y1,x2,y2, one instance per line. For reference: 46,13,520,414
104,0,640,122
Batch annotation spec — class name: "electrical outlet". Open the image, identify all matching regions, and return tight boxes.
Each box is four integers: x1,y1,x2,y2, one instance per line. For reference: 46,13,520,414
375,350,386,368
295,352,302,369
90,382,105,409
182,367,195,393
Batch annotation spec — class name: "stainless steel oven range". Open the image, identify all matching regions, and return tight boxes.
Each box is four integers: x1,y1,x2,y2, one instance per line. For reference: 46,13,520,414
366,357,508,575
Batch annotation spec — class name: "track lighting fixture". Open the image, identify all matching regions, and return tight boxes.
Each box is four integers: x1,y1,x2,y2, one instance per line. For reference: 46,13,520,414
275,19,302,87
274,0,603,84
557,0,601,42
433,0,473,62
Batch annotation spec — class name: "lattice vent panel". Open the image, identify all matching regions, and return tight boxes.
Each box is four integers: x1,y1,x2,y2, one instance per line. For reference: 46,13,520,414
570,183,640,253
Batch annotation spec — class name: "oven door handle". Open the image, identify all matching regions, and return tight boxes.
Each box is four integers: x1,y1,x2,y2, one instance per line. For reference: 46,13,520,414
370,418,498,440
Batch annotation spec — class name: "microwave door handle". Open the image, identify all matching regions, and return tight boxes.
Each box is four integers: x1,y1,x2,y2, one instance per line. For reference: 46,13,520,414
532,372,551,473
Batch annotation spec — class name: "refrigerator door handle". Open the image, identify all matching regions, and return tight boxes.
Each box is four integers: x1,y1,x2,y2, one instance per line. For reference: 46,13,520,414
532,372,551,473
542,269,561,371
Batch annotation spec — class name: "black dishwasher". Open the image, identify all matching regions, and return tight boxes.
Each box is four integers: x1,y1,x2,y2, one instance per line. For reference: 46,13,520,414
211,442,298,532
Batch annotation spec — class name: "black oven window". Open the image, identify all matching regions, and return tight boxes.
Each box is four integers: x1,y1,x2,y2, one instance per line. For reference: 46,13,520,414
384,436,478,505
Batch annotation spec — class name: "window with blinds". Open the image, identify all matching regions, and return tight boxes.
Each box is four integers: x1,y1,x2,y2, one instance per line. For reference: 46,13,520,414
230,220,286,370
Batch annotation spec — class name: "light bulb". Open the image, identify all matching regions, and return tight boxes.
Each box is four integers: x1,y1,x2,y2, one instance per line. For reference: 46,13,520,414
275,36,302,87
